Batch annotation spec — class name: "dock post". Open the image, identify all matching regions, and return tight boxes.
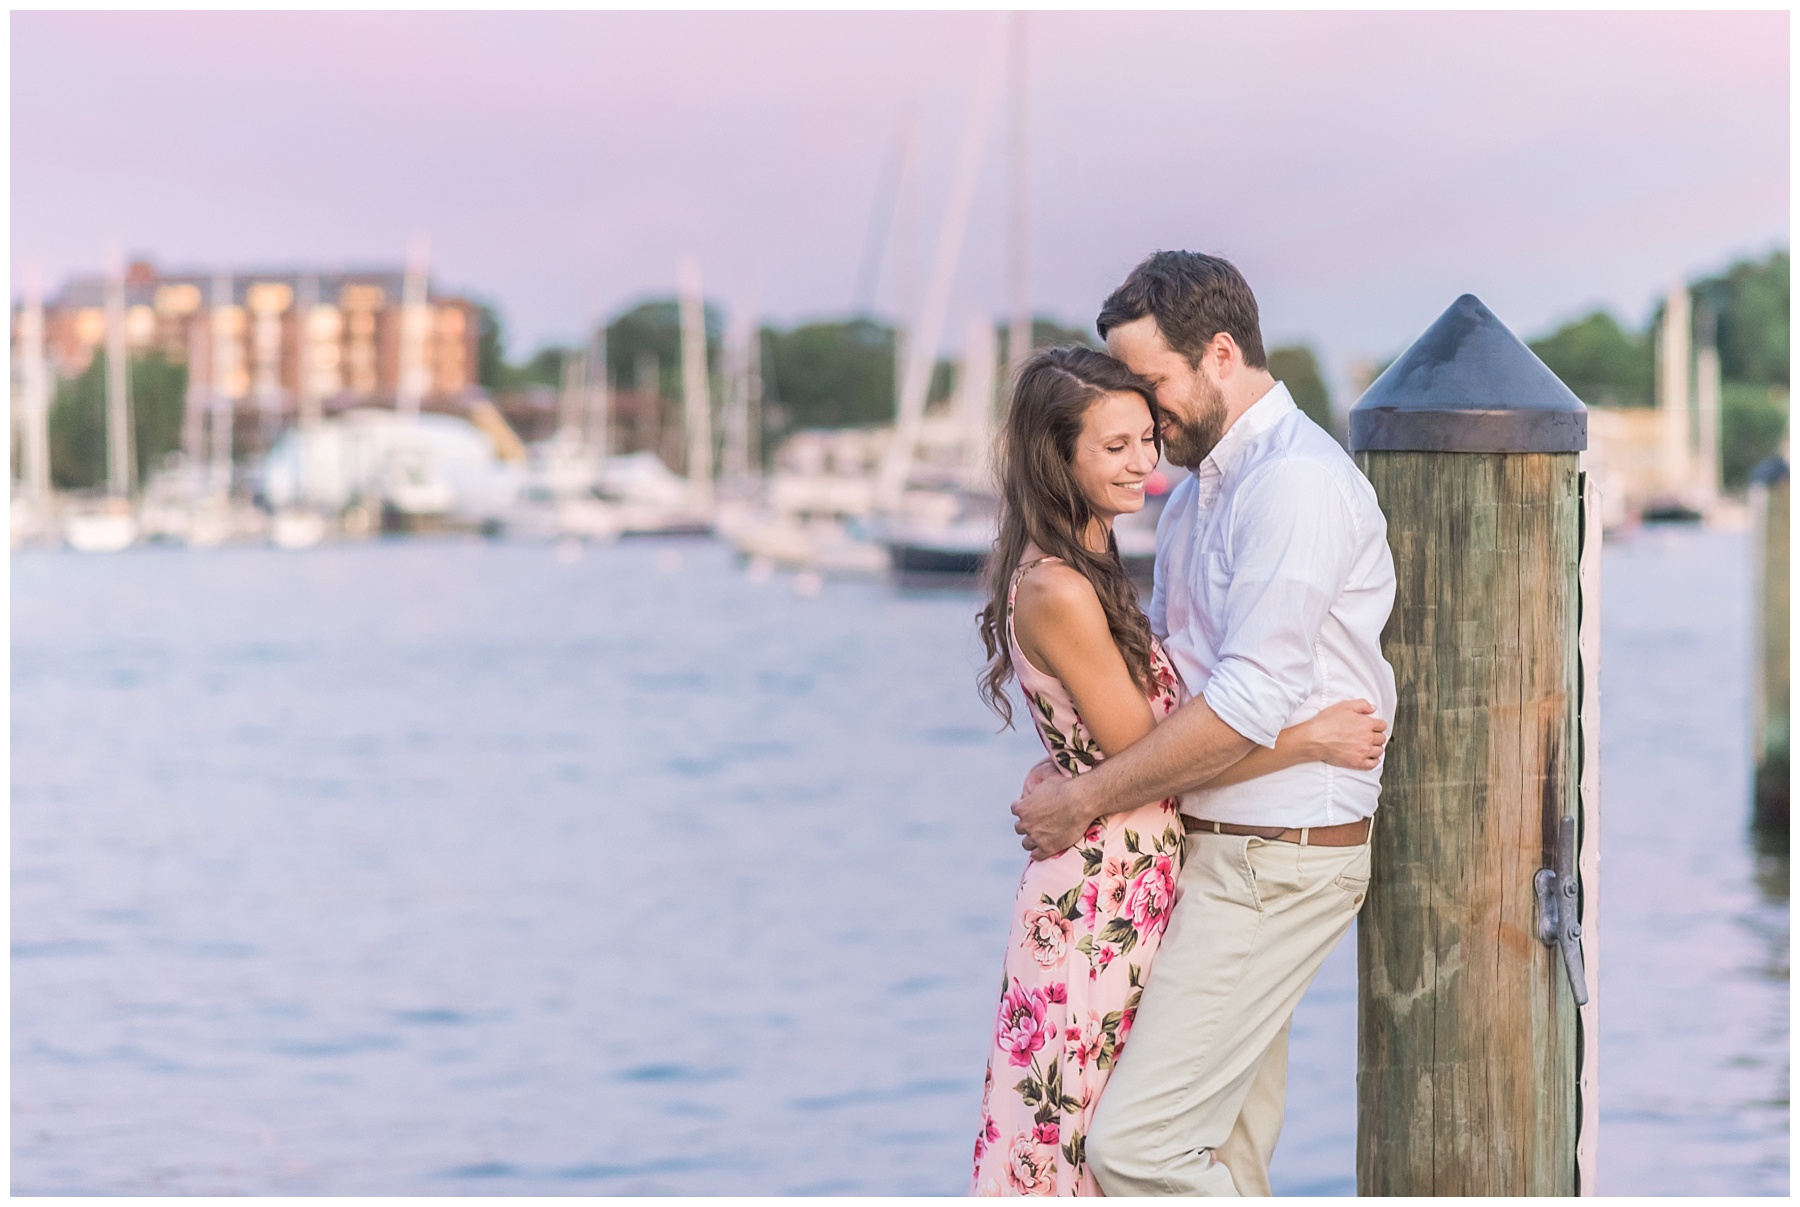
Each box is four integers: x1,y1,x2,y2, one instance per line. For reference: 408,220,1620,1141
1349,295,1591,1195
1750,454,1789,839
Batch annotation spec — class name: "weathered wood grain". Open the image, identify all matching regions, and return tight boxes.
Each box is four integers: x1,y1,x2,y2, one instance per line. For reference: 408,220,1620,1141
1354,451,1580,1196
1575,470,1602,1195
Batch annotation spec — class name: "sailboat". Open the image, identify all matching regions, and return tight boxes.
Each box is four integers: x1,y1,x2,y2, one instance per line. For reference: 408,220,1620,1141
495,342,613,542
879,313,1001,579
871,18,1008,584
497,290,713,542
63,263,139,553
269,273,328,549
716,424,890,576
184,273,243,548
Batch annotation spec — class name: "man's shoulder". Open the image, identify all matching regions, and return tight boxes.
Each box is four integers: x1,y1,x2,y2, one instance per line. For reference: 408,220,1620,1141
1241,413,1376,509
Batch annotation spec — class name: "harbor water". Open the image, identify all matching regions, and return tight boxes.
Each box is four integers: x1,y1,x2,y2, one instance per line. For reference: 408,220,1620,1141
10,527,1787,1194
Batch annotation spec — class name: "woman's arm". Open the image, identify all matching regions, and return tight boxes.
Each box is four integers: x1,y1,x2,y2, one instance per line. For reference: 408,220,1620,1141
1201,698,1387,787
1013,564,1386,801
1012,563,1158,759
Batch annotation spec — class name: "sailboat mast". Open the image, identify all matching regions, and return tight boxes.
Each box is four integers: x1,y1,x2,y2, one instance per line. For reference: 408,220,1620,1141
1006,12,1031,391
1695,303,1722,504
1657,283,1692,499
875,28,1005,510
210,274,237,501
19,275,52,506
104,265,133,497
398,239,430,420
182,303,208,492
559,346,586,440
678,257,714,507
296,275,322,430
893,113,917,436
744,310,762,476
956,313,998,490
586,321,611,459
720,303,756,486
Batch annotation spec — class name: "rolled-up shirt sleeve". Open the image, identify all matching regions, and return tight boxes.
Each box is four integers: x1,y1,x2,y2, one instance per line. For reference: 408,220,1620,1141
1202,459,1359,747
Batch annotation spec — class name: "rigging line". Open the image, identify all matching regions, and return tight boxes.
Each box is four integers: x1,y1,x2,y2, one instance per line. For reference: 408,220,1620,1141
851,115,910,317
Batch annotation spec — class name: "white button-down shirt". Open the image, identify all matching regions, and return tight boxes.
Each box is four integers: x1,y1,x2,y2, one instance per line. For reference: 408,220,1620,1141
1149,381,1397,827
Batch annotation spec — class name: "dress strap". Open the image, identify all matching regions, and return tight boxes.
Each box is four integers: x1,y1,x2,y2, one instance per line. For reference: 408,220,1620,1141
1006,555,1066,619
1011,554,1064,587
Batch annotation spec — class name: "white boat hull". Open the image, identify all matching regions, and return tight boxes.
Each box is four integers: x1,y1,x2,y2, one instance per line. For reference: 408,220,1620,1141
64,511,138,553
270,511,328,550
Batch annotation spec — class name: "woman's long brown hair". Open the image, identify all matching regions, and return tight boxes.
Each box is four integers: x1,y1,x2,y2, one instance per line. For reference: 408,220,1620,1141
976,345,1163,727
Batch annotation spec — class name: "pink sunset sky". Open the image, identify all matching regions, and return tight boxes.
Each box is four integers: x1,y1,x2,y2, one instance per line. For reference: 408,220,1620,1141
11,10,1789,386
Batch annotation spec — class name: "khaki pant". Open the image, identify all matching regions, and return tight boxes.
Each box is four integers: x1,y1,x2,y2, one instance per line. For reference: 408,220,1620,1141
1086,829,1370,1196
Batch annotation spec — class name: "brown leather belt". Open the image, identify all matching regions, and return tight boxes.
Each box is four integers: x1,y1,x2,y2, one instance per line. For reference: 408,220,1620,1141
1182,815,1372,847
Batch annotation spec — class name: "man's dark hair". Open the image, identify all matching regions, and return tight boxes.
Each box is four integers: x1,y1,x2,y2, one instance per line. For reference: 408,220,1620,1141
1096,251,1266,369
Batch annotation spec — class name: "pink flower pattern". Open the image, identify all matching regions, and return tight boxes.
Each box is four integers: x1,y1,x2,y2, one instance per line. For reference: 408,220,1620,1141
971,559,1186,1197
1122,853,1178,938
1021,906,1073,968
1006,1134,1058,1196
996,980,1054,1068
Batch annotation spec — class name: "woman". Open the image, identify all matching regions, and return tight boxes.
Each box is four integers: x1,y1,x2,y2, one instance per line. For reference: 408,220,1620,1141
969,347,1385,1196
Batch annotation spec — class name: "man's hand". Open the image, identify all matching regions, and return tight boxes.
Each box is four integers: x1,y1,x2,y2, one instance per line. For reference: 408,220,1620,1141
1011,770,1096,861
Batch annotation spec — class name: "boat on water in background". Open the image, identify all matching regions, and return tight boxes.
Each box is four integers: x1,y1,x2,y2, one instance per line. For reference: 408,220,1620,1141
61,263,140,553
498,446,712,542
877,471,1170,587
269,509,328,550
498,272,716,544
260,408,518,535
63,497,139,554
717,427,889,575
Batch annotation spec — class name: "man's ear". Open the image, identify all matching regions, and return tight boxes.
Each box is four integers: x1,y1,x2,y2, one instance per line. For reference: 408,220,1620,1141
1209,332,1240,379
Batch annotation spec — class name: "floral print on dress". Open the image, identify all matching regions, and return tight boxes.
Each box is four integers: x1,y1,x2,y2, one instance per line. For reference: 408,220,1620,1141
972,557,1187,1197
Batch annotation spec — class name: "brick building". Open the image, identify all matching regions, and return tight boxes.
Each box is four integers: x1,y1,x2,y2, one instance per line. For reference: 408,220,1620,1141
35,259,481,413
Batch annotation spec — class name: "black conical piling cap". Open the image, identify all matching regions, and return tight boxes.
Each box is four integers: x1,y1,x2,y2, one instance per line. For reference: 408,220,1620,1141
1349,294,1587,454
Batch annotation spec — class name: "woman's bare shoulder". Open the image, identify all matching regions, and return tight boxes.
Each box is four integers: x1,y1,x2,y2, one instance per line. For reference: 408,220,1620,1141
1013,560,1105,631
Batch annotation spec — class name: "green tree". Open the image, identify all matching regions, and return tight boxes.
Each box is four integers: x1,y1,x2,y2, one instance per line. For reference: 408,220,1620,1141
927,357,956,406
1696,250,1788,489
762,318,895,432
515,346,569,389
1527,311,1654,409
132,355,187,481
997,316,1100,367
474,302,567,392
1266,345,1333,432
474,302,512,391
606,298,721,399
47,352,187,491
1695,250,1789,387
1723,382,1789,490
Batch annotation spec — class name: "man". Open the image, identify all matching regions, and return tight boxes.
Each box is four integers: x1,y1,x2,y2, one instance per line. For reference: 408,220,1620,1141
1010,251,1396,1196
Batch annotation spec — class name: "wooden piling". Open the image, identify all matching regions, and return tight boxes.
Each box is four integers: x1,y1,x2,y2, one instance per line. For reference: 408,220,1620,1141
1349,295,1591,1195
1750,455,1789,838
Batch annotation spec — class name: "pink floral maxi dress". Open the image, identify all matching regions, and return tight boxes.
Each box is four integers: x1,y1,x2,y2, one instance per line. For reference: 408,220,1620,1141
971,557,1187,1196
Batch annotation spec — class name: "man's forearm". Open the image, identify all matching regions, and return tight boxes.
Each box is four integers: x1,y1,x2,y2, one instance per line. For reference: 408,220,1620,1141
1075,695,1256,816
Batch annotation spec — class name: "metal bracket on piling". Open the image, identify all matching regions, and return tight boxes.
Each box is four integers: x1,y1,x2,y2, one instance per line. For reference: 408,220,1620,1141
1534,816,1590,1006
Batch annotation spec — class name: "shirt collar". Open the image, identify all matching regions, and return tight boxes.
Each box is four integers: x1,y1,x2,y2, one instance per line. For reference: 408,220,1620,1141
1199,380,1295,476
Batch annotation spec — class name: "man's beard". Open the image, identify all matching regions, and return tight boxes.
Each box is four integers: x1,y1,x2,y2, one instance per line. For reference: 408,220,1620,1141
1161,374,1228,469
